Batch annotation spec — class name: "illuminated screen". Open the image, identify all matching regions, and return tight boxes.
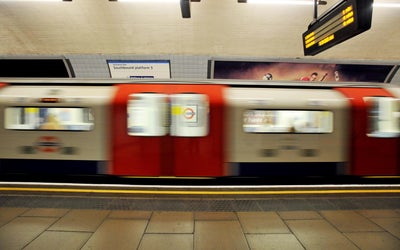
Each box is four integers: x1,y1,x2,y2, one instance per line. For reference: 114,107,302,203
302,0,373,56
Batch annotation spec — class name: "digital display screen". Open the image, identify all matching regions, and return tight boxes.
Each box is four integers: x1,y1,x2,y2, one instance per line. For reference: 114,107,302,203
303,0,373,56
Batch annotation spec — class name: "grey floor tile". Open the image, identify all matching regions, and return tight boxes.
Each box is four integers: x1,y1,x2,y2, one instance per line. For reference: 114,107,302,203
0,207,28,227
353,197,400,210
257,199,286,211
153,199,191,211
306,198,337,210
237,211,290,233
287,219,358,250
321,210,383,232
204,199,235,211
233,199,262,211
24,231,91,250
183,200,214,211
146,211,194,233
82,219,148,250
246,234,305,250
139,234,193,250
279,199,315,211
358,209,400,218
344,232,400,250
48,209,109,232
326,198,359,210
194,220,249,250
0,217,57,250
22,208,69,217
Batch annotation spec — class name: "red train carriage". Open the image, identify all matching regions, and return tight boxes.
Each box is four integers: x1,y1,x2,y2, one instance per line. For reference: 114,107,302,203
0,80,399,179
334,87,400,176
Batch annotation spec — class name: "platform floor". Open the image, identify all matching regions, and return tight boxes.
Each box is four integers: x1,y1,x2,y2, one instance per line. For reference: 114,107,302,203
0,189,400,249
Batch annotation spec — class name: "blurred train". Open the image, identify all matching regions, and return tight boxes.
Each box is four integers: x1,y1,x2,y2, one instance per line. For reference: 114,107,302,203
0,79,399,179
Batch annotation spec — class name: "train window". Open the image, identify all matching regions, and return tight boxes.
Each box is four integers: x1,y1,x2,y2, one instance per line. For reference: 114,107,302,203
366,97,400,138
243,110,333,133
170,93,209,137
127,93,209,137
4,107,94,131
127,93,169,136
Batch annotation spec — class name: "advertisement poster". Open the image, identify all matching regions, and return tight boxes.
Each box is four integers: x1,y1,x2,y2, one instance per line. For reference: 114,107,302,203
212,61,395,83
107,60,171,79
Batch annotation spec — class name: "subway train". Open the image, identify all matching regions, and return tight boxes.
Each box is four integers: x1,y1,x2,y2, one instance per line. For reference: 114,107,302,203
0,79,399,180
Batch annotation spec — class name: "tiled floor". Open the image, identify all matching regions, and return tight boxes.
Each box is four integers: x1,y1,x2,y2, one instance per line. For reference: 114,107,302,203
0,197,399,249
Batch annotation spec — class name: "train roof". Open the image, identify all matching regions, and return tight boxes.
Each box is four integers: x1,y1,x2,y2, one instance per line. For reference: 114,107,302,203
0,77,395,89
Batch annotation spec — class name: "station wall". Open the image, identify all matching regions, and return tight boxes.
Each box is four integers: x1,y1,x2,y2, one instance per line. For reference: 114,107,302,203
0,54,399,83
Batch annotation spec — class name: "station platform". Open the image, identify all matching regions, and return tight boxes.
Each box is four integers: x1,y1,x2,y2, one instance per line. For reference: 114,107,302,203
0,182,399,250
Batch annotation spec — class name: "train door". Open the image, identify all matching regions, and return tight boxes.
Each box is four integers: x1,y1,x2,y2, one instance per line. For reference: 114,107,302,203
334,87,400,176
170,85,225,177
380,86,400,175
111,84,225,177
111,84,169,176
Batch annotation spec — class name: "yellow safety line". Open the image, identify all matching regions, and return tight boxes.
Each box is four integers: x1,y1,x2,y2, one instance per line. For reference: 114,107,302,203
1,187,400,195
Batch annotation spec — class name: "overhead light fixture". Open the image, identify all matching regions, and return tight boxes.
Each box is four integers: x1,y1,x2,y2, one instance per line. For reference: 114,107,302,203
109,0,200,18
180,0,191,18
2,0,72,1
239,0,400,7
109,0,178,2
238,0,328,5
238,0,315,5
109,0,200,3
374,3,400,7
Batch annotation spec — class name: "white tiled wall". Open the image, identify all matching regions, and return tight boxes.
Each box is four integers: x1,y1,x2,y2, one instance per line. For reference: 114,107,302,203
0,54,399,83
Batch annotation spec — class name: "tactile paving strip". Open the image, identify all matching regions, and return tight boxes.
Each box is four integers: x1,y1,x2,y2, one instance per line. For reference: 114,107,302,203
0,195,399,211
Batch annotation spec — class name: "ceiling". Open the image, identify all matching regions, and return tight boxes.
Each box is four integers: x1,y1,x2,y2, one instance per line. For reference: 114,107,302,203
0,0,399,61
